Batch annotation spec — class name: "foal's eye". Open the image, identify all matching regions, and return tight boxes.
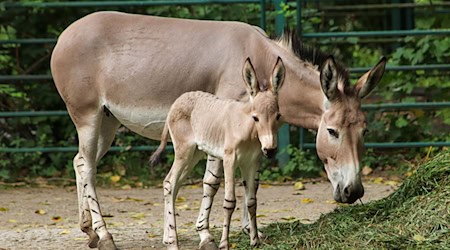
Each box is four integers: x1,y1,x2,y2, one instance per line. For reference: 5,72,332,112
276,113,282,120
252,115,259,122
327,128,339,138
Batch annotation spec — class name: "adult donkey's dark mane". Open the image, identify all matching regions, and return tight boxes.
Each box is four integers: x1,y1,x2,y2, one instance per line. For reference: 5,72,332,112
278,30,351,87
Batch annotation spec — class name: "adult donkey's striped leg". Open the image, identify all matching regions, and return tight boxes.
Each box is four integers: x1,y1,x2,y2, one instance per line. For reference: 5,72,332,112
164,145,203,249
197,156,223,250
74,113,118,250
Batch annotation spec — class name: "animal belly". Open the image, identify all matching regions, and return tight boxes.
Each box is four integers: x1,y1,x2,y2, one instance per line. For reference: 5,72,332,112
107,104,169,140
196,140,224,159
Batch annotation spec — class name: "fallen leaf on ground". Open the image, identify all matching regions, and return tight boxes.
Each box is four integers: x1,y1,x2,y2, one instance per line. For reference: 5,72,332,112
110,175,121,183
372,177,384,184
51,216,62,222
130,213,146,220
413,234,426,242
147,233,158,238
281,216,297,222
301,198,314,204
384,180,400,186
121,184,132,190
0,207,9,212
294,181,305,190
176,196,186,203
8,219,17,223
176,204,190,210
362,166,373,176
325,200,337,204
59,229,71,235
260,184,271,188
113,196,144,202
256,214,267,218
35,209,46,215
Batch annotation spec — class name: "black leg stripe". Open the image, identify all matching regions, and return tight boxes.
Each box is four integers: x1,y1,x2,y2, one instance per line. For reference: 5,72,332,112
208,169,220,179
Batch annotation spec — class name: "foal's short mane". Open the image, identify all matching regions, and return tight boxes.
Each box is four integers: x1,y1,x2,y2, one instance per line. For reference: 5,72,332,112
277,30,352,91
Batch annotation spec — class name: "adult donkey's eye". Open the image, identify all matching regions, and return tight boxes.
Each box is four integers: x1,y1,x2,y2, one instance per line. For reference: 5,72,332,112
327,128,339,138
363,128,369,136
276,113,281,120
252,115,259,122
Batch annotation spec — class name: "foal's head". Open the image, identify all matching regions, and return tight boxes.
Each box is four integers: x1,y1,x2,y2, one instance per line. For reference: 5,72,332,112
316,56,386,203
242,57,285,159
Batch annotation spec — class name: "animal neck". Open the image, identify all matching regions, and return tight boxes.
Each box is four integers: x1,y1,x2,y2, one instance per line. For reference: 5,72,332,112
277,52,325,131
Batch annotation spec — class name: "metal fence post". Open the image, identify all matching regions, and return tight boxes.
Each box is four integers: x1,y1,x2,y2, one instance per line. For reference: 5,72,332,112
273,0,290,167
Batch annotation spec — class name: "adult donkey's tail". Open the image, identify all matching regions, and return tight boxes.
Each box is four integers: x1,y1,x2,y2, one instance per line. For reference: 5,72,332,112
149,122,170,167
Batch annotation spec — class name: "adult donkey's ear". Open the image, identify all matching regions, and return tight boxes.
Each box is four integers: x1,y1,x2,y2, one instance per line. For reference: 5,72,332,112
271,56,285,93
320,56,339,102
242,57,259,98
355,56,387,99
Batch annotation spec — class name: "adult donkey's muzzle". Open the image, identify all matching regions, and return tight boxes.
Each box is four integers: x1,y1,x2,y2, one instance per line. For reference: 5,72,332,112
334,182,365,204
263,147,277,159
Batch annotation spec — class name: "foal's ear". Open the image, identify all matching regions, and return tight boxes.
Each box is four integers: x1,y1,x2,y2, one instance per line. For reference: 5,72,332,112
320,56,339,102
355,56,386,99
242,57,259,98
271,56,285,93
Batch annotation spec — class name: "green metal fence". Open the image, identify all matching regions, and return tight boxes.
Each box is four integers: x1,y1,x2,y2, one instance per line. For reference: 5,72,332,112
1,0,449,157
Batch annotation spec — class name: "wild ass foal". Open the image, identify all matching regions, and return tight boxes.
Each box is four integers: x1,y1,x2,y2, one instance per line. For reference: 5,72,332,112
150,57,285,249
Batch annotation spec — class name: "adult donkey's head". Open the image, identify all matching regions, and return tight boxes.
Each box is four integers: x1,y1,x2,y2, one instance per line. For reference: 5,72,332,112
316,56,386,204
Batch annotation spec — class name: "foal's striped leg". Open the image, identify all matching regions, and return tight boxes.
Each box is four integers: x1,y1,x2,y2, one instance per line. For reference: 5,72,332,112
240,159,261,247
219,151,237,250
196,156,223,249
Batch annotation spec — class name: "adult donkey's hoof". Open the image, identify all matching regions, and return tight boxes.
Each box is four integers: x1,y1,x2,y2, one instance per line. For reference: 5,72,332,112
199,237,218,250
87,233,100,248
97,233,118,250
82,227,99,248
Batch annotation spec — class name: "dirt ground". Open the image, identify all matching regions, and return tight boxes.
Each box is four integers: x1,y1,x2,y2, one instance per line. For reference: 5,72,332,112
0,180,396,250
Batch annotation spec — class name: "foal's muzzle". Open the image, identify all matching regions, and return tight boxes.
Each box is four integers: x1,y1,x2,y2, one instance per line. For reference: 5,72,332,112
263,147,277,159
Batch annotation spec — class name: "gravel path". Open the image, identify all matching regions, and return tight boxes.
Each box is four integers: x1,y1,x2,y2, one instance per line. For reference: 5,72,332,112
0,180,395,250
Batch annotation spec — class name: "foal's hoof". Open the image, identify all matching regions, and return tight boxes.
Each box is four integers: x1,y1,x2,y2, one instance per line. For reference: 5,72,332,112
98,233,118,250
242,228,265,239
199,238,218,250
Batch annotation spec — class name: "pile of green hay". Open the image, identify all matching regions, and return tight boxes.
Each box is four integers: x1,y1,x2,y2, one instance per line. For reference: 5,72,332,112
236,150,449,249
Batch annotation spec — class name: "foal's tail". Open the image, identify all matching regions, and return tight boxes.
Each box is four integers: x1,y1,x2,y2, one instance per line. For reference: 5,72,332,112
149,122,170,167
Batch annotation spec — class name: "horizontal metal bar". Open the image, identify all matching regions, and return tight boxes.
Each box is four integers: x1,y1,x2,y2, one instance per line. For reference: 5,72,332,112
0,38,57,45
302,29,450,38
1,141,448,153
1,102,449,118
1,0,259,8
0,111,69,117
0,145,173,153
362,102,450,111
2,64,449,82
350,64,450,73
301,142,450,149
318,3,450,11
0,75,53,81
2,29,449,45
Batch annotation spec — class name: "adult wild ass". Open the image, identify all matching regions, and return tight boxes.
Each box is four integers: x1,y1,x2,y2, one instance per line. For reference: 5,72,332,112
150,57,284,249
50,11,386,250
